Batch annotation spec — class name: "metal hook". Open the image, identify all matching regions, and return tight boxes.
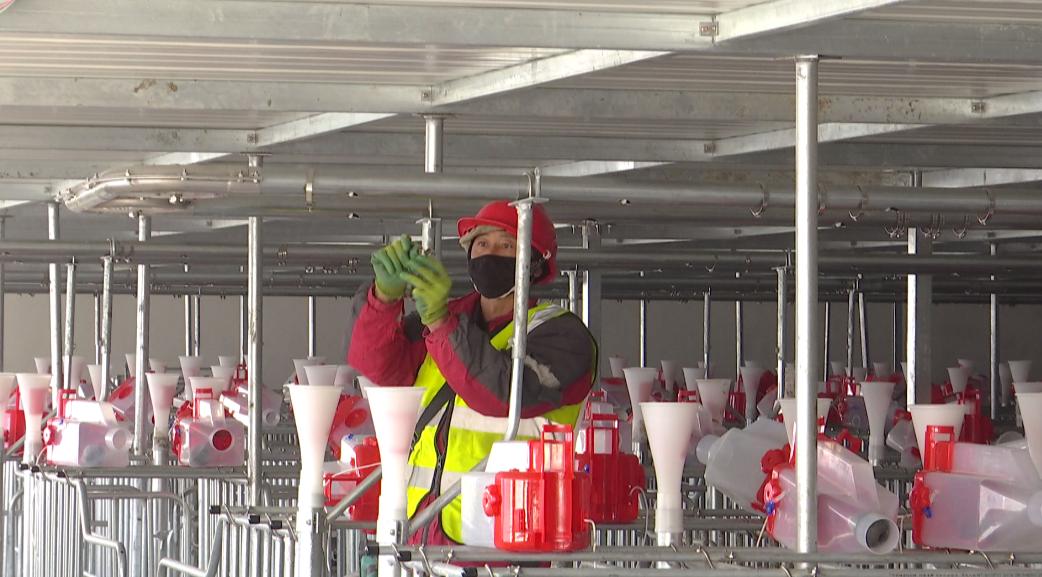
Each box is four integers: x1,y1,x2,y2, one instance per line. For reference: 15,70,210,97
417,546,434,576
978,188,995,226
848,185,867,222
705,255,718,273
953,216,969,239
525,168,542,200
920,214,943,240
817,183,829,216
883,210,907,239
751,183,769,218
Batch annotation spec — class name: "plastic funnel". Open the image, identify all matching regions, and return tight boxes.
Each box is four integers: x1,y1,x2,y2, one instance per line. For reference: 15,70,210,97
1010,360,1033,383
739,367,765,423
622,367,658,442
33,357,50,375
146,358,164,374
872,362,891,378
682,367,707,391
1017,392,1042,478
778,398,832,447
608,356,626,379
660,360,680,391
744,360,761,369
855,513,900,555
909,403,968,454
64,355,86,387
287,384,343,510
357,375,377,399
851,367,868,382
1016,382,1042,395
861,380,897,461
947,366,971,394
1001,363,1013,406
696,379,731,424
218,355,238,368
334,365,358,389
830,361,846,377
17,373,50,463
366,386,426,543
85,364,103,401
304,365,339,388
900,362,908,376
146,373,180,437
178,356,204,378
292,358,322,385
957,358,975,371
125,354,136,378
190,376,231,398
640,401,699,535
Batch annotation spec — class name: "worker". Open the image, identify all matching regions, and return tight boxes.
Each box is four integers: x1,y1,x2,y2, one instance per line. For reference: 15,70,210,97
346,200,597,545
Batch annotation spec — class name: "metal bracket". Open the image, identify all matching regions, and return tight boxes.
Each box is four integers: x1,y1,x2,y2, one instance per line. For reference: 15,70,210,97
978,188,995,226
817,183,828,216
919,213,944,240
953,216,969,239
849,185,867,222
971,101,986,114
524,167,542,199
699,21,719,36
751,183,769,218
304,169,315,211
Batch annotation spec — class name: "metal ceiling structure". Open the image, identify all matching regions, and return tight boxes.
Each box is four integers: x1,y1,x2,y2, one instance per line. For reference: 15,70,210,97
0,0,1040,264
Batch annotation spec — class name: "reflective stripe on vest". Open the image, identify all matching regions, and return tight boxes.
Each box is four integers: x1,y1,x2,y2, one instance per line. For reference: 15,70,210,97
405,303,587,543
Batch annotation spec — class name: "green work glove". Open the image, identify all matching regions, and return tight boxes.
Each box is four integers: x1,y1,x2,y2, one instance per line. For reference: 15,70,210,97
370,234,414,301
400,255,452,326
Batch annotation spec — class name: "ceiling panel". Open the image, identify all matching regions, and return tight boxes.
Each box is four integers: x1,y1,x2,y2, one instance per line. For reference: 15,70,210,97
0,34,562,85
861,0,1042,24
555,54,1042,98
297,0,766,13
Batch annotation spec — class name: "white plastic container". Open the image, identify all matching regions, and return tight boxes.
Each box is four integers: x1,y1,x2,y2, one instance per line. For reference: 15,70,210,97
220,387,283,428
697,418,787,512
460,440,532,547
46,400,131,468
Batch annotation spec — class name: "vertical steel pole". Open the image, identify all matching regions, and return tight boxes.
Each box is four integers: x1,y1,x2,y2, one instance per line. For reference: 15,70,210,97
239,294,248,363
64,261,77,392
736,274,744,376
248,216,264,508
907,171,932,407
192,293,201,356
94,292,102,365
703,290,711,377
846,284,856,375
639,298,648,368
420,115,445,259
565,270,580,315
0,218,5,372
100,256,113,399
183,283,193,356
48,202,63,407
990,243,999,419
581,221,603,375
307,296,317,359
505,197,540,441
133,215,151,456
823,301,832,378
794,54,820,555
777,267,788,399
858,282,870,369
893,303,901,374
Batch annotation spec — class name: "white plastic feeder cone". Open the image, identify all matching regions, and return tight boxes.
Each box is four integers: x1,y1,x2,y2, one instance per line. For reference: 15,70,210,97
1016,392,1042,478
696,379,730,424
851,367,868,382
334,365,358,389
947,366,971,395
640,401,699,539
861,381,897,462
1010,360,1033,383
124,354,136,378
17,373,50,463
357,375,377,399
660,360,680,391
292,358,322,385
608,356,626,379
366,386,426,545
682,367,707,392
622,368,658,442
85,365,103,400
744,360,762,369
178,356,203,400
900,362,908,376
218,355,238,368
778,398,832,447
303,365,339,388
1016,382,1042,395
957,358,975,371
909,403,968,455
830,361,846,377
872,362,891,378
64,355,86,388
189,376,231,398
1001,363,1013,406
739,367,765,424
146,373,180,437
287,384,344,511
33,357,50,375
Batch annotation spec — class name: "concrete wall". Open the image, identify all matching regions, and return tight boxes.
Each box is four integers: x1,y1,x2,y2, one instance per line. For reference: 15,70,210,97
5,292,1042,390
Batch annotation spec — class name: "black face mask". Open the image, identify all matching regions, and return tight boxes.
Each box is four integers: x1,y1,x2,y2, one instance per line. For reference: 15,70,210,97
468,254,517,299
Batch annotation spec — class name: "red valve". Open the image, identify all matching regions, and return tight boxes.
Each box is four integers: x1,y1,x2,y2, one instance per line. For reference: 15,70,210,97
482,484,502,517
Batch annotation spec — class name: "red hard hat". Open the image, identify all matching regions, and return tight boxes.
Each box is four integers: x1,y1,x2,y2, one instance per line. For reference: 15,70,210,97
457,200,558,283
